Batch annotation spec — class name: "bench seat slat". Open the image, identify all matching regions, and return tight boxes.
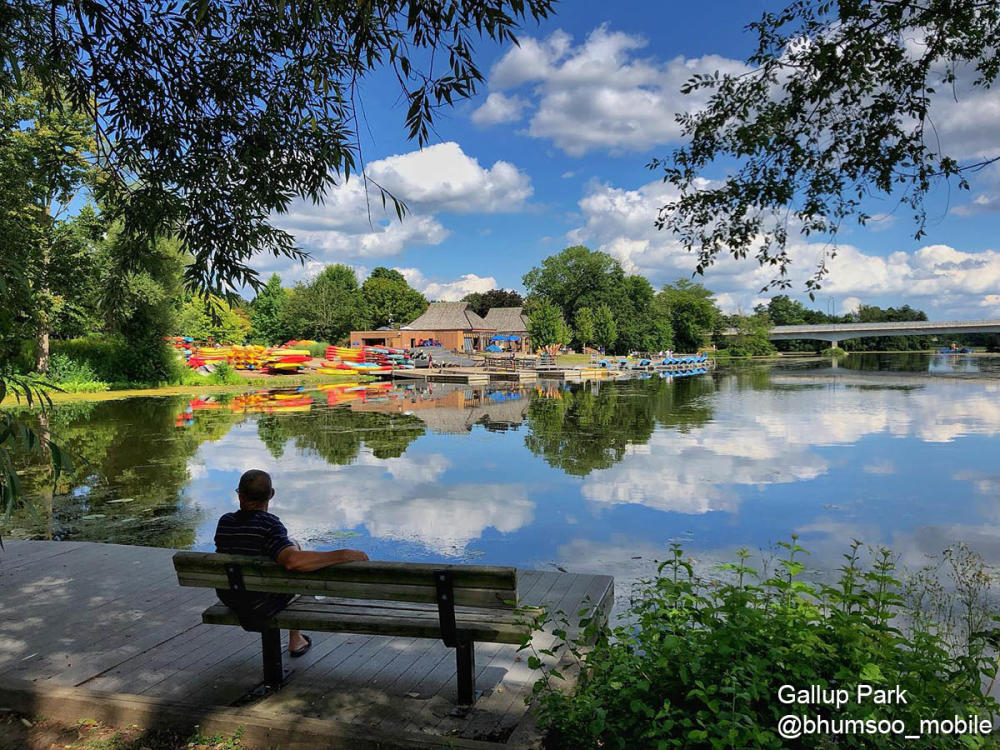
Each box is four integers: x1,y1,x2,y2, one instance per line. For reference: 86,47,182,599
177,572,516,609
173,552,516,590
284,597,538,624
201,601,529,644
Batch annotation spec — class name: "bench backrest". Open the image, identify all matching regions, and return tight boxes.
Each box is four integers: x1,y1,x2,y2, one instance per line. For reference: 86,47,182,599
172,552,518,610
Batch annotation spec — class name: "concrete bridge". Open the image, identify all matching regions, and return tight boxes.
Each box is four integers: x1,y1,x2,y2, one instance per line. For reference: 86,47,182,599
726,319,1000,347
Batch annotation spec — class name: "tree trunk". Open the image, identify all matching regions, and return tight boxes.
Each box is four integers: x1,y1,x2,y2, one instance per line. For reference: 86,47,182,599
35,200,54,374
35,327,50,374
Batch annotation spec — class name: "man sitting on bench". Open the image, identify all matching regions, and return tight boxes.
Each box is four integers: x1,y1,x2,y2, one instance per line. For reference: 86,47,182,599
214,469,369,657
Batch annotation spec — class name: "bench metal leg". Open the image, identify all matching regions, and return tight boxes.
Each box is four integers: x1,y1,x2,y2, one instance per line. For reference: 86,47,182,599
456,641,476,705
261,628,284,688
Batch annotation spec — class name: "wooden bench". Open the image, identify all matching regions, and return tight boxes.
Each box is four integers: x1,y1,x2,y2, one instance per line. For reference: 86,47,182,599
172,552,530,704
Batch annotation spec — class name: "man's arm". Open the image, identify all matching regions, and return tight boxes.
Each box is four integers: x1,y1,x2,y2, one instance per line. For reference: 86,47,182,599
276,547,369,573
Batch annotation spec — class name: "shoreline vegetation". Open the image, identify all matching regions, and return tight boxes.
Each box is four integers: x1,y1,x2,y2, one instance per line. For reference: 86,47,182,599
5,349,997,408
528,540,1000,749
0,371,369,407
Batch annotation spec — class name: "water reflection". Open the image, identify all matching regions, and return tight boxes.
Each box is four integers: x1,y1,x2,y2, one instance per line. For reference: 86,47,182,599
4,363,1000,597
830,352,1000,376
524,377,716,475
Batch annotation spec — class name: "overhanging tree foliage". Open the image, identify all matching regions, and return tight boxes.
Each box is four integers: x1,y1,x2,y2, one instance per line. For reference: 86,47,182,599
652,0,1000,293
1,0,554,296
0,0,553,519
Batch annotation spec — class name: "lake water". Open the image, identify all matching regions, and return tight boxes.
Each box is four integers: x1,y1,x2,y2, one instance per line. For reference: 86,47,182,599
6,353,1000,603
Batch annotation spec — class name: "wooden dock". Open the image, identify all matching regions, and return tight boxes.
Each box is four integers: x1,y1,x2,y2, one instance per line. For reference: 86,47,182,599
0,541,612,748
393,370,490,385
484,371,537,384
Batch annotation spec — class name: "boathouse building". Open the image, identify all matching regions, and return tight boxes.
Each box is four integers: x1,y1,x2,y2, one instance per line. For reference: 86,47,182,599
350,301,501,352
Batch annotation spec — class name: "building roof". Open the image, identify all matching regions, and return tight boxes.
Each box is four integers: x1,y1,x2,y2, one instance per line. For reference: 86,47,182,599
483,307,530,332
406,302,492,331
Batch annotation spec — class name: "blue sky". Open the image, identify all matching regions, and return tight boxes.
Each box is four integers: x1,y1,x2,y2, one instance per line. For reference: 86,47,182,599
261,0,1000,319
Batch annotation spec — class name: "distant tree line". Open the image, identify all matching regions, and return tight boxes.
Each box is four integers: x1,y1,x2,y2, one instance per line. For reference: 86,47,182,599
756,296,957,352
248,265,429,345
518,245,726,355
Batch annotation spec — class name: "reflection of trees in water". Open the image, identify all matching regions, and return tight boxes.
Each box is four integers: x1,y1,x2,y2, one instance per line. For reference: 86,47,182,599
7,397,427,545
255,407,426,465
524,376,717,476
842,353,931,372
6,397,239,546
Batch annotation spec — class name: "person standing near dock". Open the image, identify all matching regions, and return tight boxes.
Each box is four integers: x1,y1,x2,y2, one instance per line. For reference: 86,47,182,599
214,469,369,657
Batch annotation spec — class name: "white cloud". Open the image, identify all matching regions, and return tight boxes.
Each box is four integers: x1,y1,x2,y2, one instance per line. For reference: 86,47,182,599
270,142,531,264
471,92,529,126
567,177,1000,318
395,268,498,301
366,142,532,214
841,296,862,315
422,274,498,301
478,25,748,156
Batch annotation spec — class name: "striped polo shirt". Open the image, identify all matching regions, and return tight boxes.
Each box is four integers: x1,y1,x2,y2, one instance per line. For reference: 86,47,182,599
214,509,296,626
214,509,295,560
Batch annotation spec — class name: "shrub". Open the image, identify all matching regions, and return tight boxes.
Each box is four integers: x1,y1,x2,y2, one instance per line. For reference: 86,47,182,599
527,540,1000,749
821,347,848,358
51,336,176,385
208,361,242,385
306,341,331,358
47,353,102,384
175,360,244,386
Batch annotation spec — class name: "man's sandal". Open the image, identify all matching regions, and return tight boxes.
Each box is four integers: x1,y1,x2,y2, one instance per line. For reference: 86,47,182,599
290,634,312,657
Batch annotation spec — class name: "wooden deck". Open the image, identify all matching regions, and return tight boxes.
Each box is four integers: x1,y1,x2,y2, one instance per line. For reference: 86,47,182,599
392,370,491,385
0,541,612,748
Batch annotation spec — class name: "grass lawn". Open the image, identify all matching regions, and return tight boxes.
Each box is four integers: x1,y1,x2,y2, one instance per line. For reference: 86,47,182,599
553,353,596,365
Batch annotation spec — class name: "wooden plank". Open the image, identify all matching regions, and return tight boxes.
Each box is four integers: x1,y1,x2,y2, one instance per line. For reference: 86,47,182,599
1,566,201,682
299,633,380,684
172,553,517,590
0,540,87,573
277,597,532,625
177,572,517,609
83,623,250,696
129,627,263,700
201,605,528,644
22,587,213,687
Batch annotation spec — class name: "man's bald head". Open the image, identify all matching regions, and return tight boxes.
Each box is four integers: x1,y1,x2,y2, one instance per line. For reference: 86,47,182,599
238,469,273,508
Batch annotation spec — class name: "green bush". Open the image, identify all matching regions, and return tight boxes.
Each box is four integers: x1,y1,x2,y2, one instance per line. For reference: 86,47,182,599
44,353,110,392
175,360,244,386
528,540,1000,749
47,353,102,384
821,347,848,358
306,341,331,358
51,336,179,386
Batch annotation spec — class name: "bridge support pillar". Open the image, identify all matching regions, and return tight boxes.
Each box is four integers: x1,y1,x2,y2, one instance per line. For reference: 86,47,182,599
830,340,838,349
